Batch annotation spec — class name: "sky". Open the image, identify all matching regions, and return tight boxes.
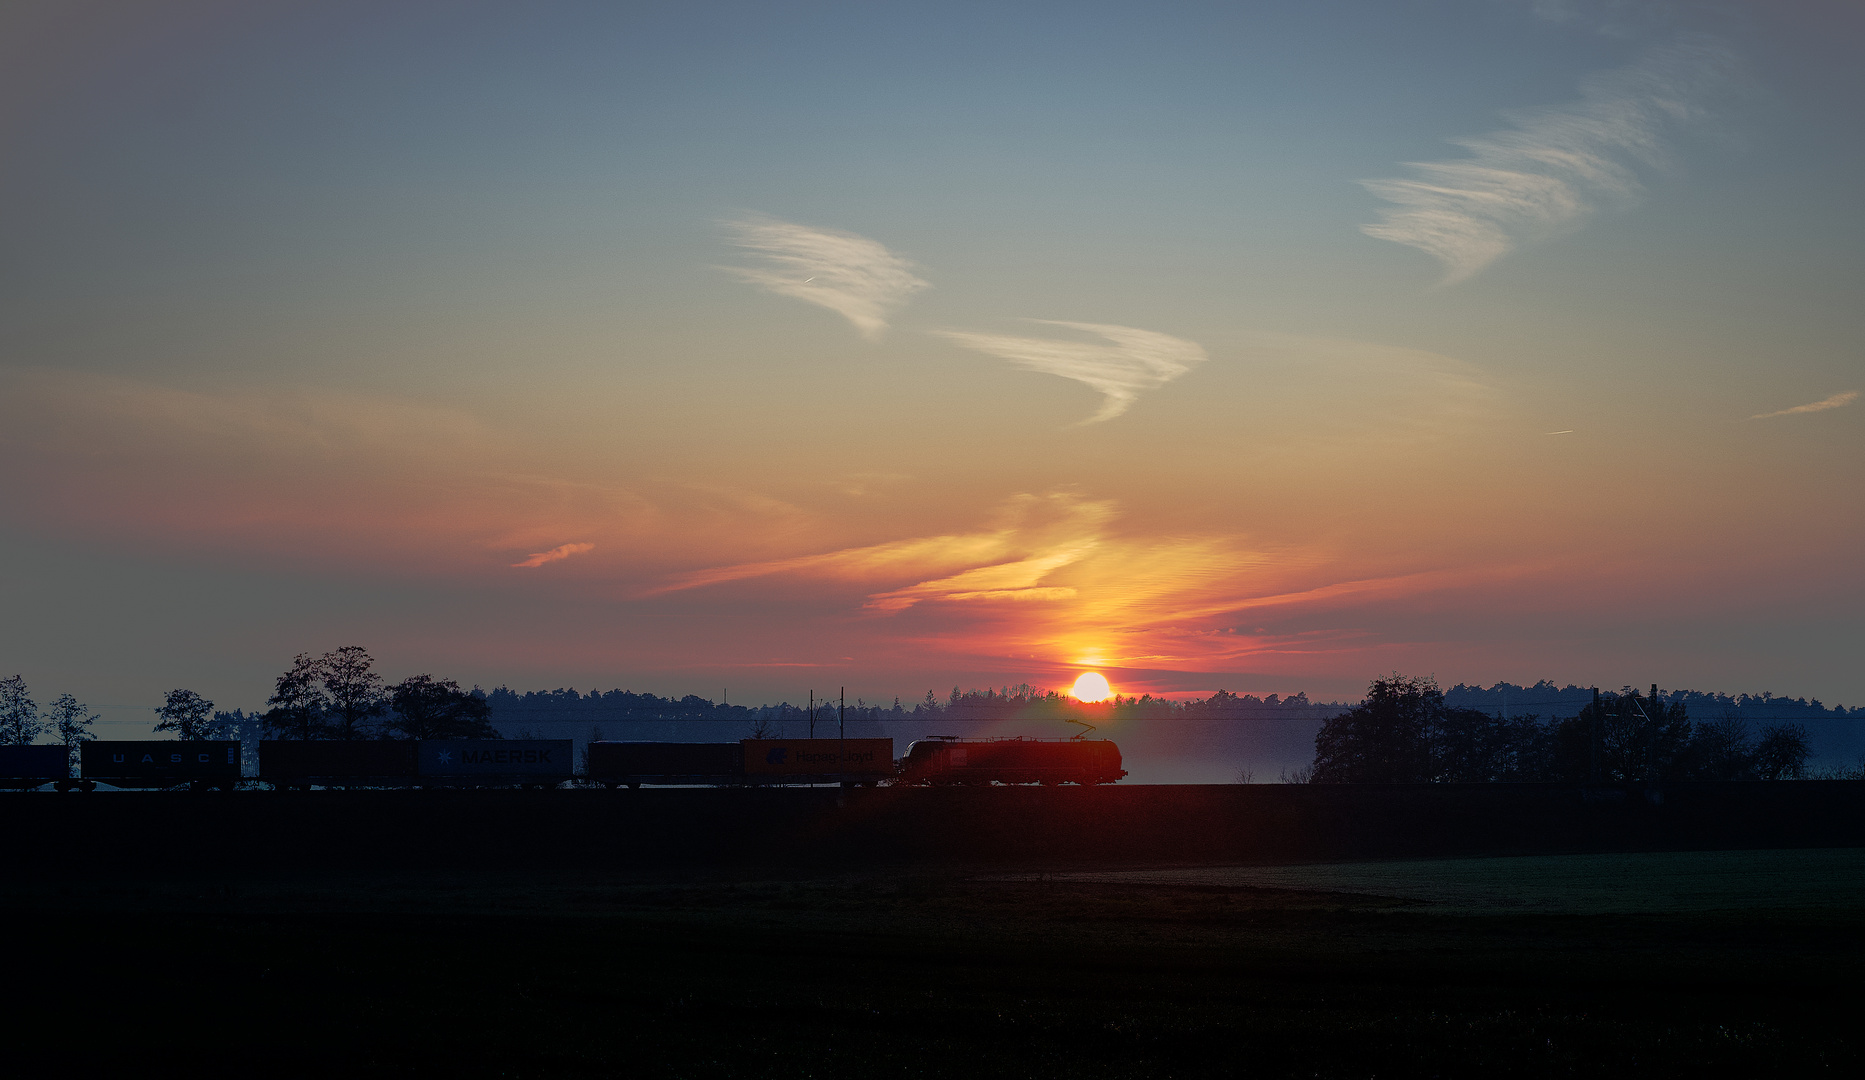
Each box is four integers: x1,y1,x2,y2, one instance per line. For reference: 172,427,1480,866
2,0,1861,723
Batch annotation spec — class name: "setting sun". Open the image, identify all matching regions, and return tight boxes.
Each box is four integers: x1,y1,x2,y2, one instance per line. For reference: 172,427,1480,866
1070,671,1112,702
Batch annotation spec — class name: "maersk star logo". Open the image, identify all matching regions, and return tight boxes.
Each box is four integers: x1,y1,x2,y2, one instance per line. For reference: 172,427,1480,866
436,750,454,765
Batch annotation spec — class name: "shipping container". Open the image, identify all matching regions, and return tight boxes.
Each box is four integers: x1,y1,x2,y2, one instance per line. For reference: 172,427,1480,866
0,745,71,789
740,738,894,782
897,737,1125,785
417,740,573,785
260,740,419,788
585,742,742,787
81,741,242,789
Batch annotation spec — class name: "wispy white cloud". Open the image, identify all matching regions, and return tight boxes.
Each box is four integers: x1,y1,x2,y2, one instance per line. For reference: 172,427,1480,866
1750,391,1858,420
1361,36,1744,283
1515,0,1672,39
512,542,595,568
938,321,1208,423
720,216,930,339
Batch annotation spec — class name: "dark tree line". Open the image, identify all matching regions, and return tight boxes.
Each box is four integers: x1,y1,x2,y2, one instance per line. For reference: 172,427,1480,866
925,685,1339,720
1312,675,1818,784
1443,680,1861,721
487,683,1345,726
261,647,493,740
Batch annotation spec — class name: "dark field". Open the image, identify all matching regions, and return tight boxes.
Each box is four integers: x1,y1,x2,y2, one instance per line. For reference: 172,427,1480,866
6,787,1864,1076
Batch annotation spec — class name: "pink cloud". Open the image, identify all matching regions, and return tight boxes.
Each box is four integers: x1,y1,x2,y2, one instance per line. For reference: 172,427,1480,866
512,542,595,569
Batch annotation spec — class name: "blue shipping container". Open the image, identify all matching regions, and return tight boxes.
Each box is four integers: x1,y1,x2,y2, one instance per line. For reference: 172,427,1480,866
0,744,69,782
417,740,573,778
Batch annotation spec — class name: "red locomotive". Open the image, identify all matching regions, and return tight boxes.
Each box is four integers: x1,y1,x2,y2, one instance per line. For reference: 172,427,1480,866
897,736,1126,786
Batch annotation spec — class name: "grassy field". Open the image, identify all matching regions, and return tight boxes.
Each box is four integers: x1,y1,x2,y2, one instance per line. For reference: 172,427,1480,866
6,849,1863,1077
1027,847,1865,914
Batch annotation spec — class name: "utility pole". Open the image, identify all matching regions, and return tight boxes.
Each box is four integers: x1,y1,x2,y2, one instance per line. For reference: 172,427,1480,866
1649,684,1661,782
839,686,846,786
1590,686,1601,785
808,690,814,739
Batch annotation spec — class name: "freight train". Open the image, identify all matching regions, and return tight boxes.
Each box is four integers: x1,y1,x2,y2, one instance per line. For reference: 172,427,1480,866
0,735,1125,790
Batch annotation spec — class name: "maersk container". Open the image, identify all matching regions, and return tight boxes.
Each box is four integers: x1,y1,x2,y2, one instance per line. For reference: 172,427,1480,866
585,741,742,787
740,738,894,782
417,740,573,785
81,741,242,790
0,745,70,789
260,740,419,788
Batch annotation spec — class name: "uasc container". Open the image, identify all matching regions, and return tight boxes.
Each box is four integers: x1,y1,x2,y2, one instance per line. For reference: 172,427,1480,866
82,741,242,790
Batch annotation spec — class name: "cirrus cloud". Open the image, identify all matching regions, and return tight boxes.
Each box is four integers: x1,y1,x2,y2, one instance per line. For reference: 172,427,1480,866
1749,391,1858,421
719,216,930,339
938,320,1208,424
1361,36,1746,283
512,542,595,568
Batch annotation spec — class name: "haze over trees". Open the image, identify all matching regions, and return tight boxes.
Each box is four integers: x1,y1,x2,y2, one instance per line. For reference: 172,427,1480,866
1,651,1852,782
483,683,1343,729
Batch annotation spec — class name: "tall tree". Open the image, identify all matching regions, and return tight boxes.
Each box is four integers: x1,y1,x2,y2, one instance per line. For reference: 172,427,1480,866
1558,687,1692,783
154,689,216,739
1682,716,1755,781
385,675,495,739
1312,675,1438,783
321,646,386,739
264,652,329,740
0,675,42,746
1754,723,1812,780
45,693,99,771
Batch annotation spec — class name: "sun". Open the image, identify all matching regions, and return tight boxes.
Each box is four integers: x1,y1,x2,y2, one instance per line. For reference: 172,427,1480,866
1070,671,1112,703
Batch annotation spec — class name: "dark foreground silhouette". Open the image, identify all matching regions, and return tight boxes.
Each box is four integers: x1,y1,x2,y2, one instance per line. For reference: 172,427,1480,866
7,853,1863,1077
7,786,1864,1077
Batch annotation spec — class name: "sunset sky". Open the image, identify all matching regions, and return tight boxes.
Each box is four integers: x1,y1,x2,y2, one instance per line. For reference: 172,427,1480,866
2,0,1861,718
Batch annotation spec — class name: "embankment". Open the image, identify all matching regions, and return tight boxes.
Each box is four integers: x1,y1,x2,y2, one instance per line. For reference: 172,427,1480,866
7,781,1865,874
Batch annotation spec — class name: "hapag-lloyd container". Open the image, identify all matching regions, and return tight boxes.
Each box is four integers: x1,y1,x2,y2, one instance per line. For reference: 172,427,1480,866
740,738,894,779
417,740,573,779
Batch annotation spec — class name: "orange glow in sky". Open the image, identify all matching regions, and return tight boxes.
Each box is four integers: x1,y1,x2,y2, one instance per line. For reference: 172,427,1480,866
1070,672,1112,702
1,7,1860,714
